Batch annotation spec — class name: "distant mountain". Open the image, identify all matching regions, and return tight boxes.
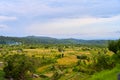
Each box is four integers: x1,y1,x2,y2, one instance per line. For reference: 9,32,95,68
0,36,108,45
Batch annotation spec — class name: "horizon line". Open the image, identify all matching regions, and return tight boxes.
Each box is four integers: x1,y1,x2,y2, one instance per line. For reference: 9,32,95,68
0,35,119,40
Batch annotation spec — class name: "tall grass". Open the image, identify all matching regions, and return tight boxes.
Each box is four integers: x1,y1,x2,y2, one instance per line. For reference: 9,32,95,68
90,65,120,80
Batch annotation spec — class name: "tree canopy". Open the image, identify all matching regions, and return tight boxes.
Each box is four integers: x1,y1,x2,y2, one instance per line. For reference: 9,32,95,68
108,39,120,54
3,54,36,80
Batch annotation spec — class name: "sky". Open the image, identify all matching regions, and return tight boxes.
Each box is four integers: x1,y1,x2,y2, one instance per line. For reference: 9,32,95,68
0,0,120,40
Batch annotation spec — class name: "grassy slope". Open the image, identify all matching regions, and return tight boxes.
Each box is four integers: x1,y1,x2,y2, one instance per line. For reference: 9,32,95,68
90,65,120,80
0,70,4,80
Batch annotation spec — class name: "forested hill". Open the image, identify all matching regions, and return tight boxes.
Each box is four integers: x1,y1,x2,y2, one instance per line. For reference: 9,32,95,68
0,36,108,45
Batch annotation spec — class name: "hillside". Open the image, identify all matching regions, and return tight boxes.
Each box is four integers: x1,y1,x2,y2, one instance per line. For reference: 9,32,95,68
0,36,108,46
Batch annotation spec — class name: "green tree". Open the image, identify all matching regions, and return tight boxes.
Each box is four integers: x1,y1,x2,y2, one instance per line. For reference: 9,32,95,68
108,41,118,53
94,53,113,71
108,39,120,54
3,54,36,80
58,47,64,52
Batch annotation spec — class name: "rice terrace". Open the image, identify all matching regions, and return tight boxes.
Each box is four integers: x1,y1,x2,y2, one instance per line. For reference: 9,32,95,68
0,0,120,80
0,36,119,80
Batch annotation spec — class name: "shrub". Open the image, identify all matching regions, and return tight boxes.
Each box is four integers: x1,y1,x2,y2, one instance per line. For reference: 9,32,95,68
108,40,120,54
93,53,114,71
76,55,87,60
3,54,36,80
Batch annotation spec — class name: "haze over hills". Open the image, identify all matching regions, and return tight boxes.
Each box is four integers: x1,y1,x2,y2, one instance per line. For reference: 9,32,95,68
0,36,109,46
0,0,120,39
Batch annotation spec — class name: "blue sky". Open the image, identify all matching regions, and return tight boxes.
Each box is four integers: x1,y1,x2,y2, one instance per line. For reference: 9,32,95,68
0,0,120,39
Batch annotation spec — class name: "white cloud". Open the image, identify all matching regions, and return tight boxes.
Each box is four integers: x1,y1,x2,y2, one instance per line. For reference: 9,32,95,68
25,15,120,36
0,24,10,31
0,0,119,18
0,0,120,39
0,24,7,28
0,0,62,17
0,16,17,22
0,24,7,29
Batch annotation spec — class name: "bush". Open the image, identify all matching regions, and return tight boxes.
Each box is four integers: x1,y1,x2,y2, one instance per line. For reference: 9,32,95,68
3,54,36,80
111,51,120,64
93,53,114,71
76,55,87,60
108,40,120,54
90,65,120,80
58,47,64,52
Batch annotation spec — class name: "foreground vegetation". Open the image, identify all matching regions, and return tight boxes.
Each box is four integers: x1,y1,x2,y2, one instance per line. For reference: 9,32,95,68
90,64,120,80
0,38,120,80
